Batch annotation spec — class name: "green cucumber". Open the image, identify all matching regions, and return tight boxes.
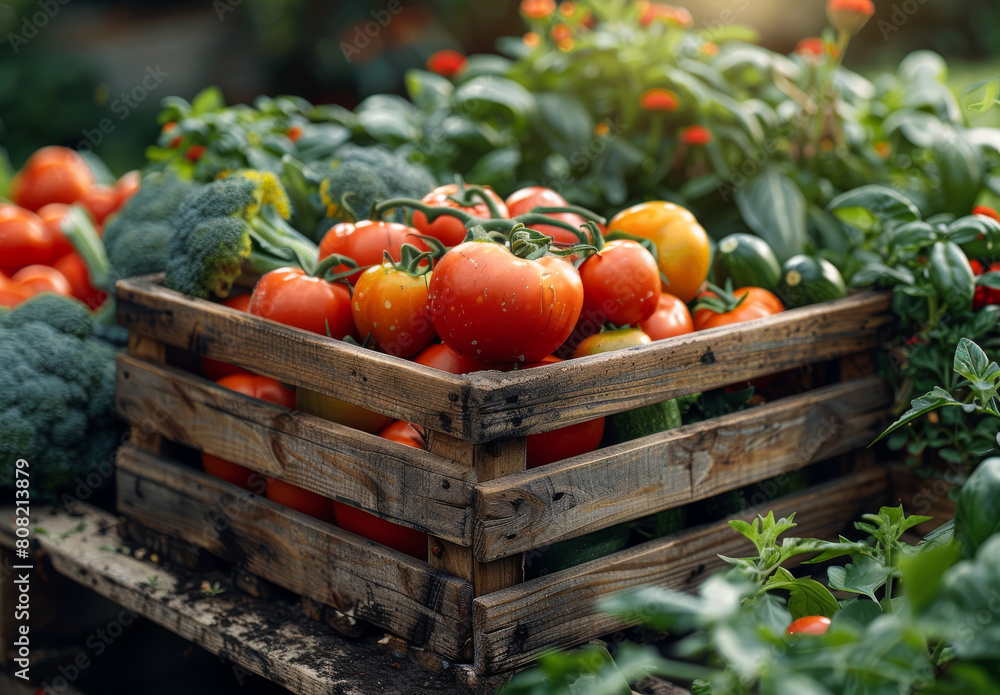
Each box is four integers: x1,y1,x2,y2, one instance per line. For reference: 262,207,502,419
778,254,847,308
527,521,632,577
713,233,782,292
609,398,682,443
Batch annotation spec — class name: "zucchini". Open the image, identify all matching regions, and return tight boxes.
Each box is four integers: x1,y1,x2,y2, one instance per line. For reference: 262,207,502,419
526,521,632,577
609,398,682,444
778,254,847,307
713,233,782,292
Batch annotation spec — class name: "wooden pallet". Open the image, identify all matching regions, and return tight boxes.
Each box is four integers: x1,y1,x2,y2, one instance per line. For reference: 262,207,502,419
114,275,894,676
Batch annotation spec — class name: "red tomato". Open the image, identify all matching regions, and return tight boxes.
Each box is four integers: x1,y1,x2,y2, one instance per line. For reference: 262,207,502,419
505,186,587,245
36,203,74,259
413,343,497,373
185,145,206,162
351,262,436,357
201,293,254,380
266,477,335,523
639,293,694,340
332,420,429,560
579,240,661,326
0,203,53,271
287,125,303,142
52,251,107,309
522,357,605,468
572,327,652,357
13,146,94,211
11,265,71,296
201,374,295,490
79,186,120,226
693,287,783,330
318,220,430,285
412,183,509,247
248,267,356,340
786,615,831,636
0,287,30,307
115,170,141,208
428,241,583,363
379,420,427,448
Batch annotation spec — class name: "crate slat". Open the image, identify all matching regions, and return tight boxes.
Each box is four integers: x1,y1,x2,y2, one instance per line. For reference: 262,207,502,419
116,353,475,544
463,292,892,441
116,447,473,660
472,467,889,674
116,275,473,436
473,376,890,561
118,276,891,443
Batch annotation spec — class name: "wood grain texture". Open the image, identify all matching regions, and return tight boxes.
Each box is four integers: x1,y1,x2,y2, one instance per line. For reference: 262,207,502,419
115,448,473,659
116,353,475,544
472,467,890,674
119,277,890,443
0,504,464,695
116,275,473,437
463,292,892,442
127,333,167,454
474,377,890,561
471,439,526,598
888,464,957,535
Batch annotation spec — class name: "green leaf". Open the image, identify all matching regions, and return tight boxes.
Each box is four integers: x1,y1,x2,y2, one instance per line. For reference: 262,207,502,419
454,76,537,130
827,556,893,603
900,541,962,613
190,86,225,115
466,147,521,191
871,387,962,444
404,69,453,111
826,185,921,234
954,337,991,383
733,165,806,261
765,568,840,619
534,92,593,146
955,458,1000,555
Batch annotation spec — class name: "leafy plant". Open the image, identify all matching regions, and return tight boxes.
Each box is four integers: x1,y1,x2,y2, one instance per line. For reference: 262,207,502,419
502,459,1000,694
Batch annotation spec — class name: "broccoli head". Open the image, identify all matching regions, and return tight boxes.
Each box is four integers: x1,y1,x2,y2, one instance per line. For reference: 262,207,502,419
317,145,435,234
102,172,198,291
164,170,319,299
0,294,122,501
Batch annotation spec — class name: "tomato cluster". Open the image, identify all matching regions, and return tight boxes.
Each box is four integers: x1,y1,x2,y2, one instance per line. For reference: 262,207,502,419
201,186,790,558
1,147,139,309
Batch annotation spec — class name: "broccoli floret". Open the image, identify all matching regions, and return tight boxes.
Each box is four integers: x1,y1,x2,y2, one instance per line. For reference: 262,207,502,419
318,145,435,232
102,173,198,290
164,170,319,298
0,294,122,501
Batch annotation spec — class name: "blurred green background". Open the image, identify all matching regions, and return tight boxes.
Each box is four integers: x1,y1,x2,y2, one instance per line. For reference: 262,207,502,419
1,0,997,174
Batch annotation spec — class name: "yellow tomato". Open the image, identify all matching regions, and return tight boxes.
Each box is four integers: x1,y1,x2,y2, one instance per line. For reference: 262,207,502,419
608,201,711,302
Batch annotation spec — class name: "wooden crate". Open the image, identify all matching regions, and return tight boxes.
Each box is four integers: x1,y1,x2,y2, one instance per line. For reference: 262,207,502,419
114,275,894,676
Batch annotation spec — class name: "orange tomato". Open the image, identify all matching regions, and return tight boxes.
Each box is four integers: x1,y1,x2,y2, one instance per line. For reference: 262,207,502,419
80,186,121,226
13,146,94,211
639,293,694,340
36,203,74,259
114,171,141,208
11,265,72,296
52,251,107,309
607,201,710,302
266,477,335,523
693,287,783,330
0,203,53,271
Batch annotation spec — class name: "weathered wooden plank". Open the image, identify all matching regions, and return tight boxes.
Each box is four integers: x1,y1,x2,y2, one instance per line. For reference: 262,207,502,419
471,439,526,598
464,292,892,441
116,353,475,545
474,377,890,561
126,333,167,454
116,275,473,437
115,448,472,660
0,504,464,695
473,467,889,674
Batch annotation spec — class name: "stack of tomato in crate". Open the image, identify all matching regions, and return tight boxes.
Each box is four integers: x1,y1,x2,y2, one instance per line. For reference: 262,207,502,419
113,175,893,678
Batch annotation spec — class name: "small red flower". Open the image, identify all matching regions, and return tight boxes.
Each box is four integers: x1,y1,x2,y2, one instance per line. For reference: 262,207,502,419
185,145,206,162
973,205,1000,223
639,2,693,28
795,37,825,56
680,125,712,146
827,0,874,36
426,50,467,79
552,23,571,41
640,88,679,112
522,0,556,19
287,125,303,143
